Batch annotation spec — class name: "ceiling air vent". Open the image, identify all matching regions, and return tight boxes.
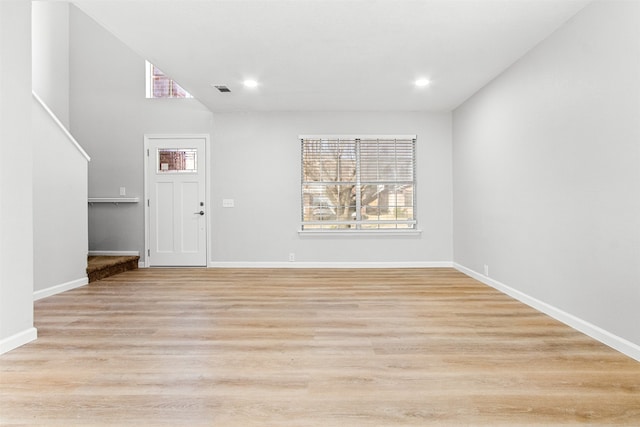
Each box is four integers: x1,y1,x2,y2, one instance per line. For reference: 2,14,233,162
213,85,231,93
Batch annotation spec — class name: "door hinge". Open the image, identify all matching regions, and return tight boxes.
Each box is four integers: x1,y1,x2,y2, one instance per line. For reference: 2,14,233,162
147,149,149,156
147,249,150,257
147,199,150,207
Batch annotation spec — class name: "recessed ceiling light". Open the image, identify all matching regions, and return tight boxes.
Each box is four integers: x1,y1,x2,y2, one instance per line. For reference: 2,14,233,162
243,79,259,88
415,78,431,88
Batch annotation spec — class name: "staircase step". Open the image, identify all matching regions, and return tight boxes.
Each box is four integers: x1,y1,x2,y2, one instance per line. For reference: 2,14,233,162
87,255,140,282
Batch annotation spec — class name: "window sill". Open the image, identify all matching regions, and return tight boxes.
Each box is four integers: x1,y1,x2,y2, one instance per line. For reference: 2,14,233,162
298,229,422,237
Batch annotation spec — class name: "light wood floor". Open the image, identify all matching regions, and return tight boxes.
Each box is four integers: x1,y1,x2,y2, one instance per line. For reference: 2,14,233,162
1,268,639,426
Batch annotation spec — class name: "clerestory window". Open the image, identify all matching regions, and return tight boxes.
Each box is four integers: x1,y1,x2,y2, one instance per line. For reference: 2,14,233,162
145,60,193,99
301,135,416,231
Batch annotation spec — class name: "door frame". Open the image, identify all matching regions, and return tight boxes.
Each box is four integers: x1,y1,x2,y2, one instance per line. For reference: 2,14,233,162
143,134,211,268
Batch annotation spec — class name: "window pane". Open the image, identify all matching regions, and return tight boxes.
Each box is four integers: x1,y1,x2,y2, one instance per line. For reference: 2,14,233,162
360,184,414,220
302,139,356,182
152,66,166,77
395,141,414,182
359,139,385,181
361,223,380,230
153,76,170,98
301,136,416,231
400,207,414,221
360,141,379,182
171,80,191,98
303,184,356,221
386,184,414,217
360,139,414,182
302,184,336,221
338,141,357,182
325,184,355,221
302,224,325,230
360,184,383,219
148,62,193,99
158,149,197,173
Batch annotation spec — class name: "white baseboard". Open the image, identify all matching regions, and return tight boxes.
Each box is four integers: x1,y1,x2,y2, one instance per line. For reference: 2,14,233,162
33,277,88,301
0,327,37,355
209,261,453,268
453,263,640,363
89,250,140,257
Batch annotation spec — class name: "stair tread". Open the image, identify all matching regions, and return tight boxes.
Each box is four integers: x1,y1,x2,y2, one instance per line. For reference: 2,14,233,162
87,256,139,282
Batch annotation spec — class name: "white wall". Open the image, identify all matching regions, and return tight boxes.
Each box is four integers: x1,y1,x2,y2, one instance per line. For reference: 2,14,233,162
453,0,640,350
67,5,454,267
211,112,452,265
33,97,88,295
69,5,213,261
32,1,70,128
0,0,36,354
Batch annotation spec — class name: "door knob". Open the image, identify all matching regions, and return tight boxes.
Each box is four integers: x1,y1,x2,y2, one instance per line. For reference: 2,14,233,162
195,211,204,216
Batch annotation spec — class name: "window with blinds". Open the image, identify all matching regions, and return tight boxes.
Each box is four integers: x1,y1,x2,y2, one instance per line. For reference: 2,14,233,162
301,135,416,231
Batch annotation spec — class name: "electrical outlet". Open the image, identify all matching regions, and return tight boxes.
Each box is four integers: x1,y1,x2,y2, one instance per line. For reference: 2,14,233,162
289,253,295,262
119,187,126,196
222,199,235,208
483,264,489,277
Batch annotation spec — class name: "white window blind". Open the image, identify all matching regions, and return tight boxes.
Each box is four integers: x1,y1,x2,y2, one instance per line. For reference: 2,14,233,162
301,135,416,231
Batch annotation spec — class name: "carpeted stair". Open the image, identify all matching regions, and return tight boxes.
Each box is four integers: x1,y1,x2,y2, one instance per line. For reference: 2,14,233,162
87,255,140,282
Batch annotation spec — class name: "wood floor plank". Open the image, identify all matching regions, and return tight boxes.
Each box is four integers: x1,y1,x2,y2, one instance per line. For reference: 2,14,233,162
1,268,639,426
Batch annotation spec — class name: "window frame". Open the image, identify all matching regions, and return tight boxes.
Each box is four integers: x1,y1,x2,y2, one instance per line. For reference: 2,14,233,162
300,134,419,234
145,60,193,99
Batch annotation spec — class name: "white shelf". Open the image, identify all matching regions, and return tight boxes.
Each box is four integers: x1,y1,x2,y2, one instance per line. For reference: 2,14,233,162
88,197,139,204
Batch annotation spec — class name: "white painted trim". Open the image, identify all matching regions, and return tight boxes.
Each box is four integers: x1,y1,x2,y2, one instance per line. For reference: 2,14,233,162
33,277,88,301
88,197,139,204
299,229,422,237
0,327,37,355
299,134,416,140
209,261,452,269
453,263,640,363
138,261,146,268
88,251,140,257
142,135,150,266
144,134,210,268
32,92,90,162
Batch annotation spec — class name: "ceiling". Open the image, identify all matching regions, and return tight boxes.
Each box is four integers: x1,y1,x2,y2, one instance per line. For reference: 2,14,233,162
72,0,591,113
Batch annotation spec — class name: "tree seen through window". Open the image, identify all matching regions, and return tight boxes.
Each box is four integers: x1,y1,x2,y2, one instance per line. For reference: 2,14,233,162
301,136,416,230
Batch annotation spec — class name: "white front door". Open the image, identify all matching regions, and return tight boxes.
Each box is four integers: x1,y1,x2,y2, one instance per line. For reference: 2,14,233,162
145,135,207,266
